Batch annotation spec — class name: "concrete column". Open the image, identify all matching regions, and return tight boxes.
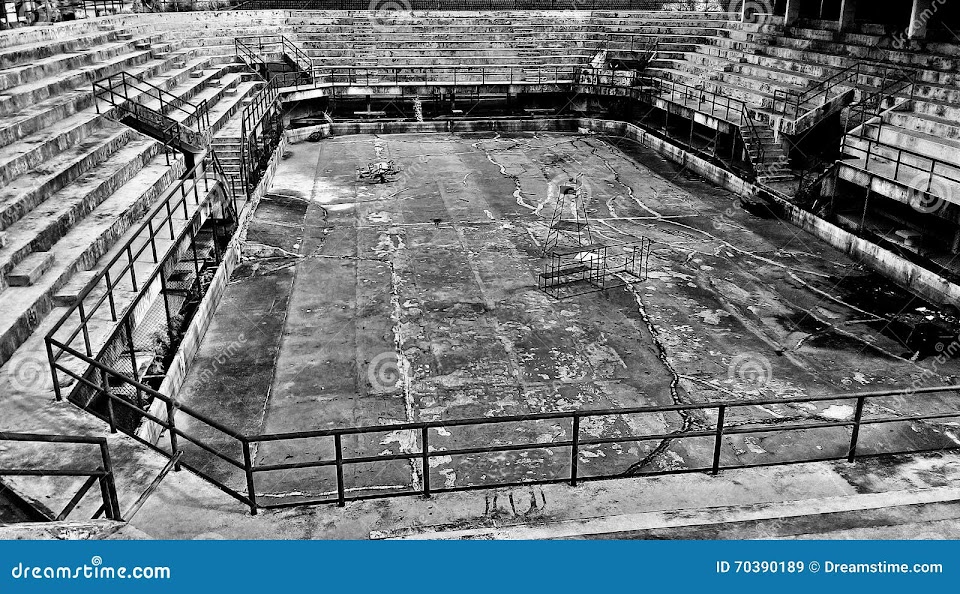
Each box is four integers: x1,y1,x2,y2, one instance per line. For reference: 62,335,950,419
838,0,857,31
908,0,936,40
783,0,803,26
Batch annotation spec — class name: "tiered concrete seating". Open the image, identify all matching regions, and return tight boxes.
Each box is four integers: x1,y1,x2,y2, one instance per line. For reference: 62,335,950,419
0,20,261,366
287,11,595,82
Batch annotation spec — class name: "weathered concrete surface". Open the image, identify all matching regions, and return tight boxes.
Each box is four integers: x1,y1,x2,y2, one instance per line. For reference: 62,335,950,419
124,450,960,539
172,131,960,514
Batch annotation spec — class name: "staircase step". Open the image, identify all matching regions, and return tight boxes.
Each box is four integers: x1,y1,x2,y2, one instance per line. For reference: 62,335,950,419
52,270,99,307
0,124,136,233
5,252,53,287
0,153,184,365
0,135,162,284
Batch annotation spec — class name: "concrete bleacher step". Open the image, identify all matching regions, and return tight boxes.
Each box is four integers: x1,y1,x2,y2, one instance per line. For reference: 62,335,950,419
0,134,163,285
0,53,209,189
0,35,163,94
0,151,185,365
859,122,960,166
887,111,960,142
0,29,120,70
0,42,174,119
5,252,53,287
52,270,99,307
0,124,137,233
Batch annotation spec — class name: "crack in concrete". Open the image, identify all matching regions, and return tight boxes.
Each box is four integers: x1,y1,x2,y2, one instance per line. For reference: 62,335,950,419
618,277,702,475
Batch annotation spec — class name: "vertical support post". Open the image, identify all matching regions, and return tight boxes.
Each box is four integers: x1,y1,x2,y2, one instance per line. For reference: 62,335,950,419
99,440,122,520
712,405,726,474
570,413,580,486
242,439,258,515
46,339,62,401
78,302,93,357
334,434,345,507
165,398,181,471
421,427,431,498
102,368,116,434
847,396,866,462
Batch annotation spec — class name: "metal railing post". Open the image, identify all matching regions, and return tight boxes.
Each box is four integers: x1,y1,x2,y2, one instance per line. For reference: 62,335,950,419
102,368,117,434
712,405,726,474
98,440,122,520
570,413,580,486
334,434,345,507
46,339,62,401
847,396,866,462
421,427,431,498
242,439,258,515
165,398,181,471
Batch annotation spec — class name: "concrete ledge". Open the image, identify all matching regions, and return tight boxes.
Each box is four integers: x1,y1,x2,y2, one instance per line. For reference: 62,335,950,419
376,486,960,539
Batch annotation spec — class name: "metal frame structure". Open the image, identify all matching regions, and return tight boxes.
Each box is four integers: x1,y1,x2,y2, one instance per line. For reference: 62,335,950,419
45,152,238,431
538,238,651,299
93,71,212,162
0,433,121,521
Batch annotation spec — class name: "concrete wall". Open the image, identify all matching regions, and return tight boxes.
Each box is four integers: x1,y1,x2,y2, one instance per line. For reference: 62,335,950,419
139,136,288,445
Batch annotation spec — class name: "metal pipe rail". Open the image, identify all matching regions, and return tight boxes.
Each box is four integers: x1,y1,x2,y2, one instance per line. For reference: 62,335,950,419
274,64,578,90
840,137,960,198
94,72,211,133
234,35,314,84
0,433,121,521
228,0,735,9
45,152,238,406
241,384,960,511
772,62,863,118
41,332,960,516
239,75,284,196
580,70,766,174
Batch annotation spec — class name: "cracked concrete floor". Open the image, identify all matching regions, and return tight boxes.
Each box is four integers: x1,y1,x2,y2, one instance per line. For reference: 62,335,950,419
172,131,960,506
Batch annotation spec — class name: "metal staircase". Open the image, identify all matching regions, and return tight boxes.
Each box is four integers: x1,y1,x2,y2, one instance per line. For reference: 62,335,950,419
235,35,315,87
741,114,793,182
93,72,211,162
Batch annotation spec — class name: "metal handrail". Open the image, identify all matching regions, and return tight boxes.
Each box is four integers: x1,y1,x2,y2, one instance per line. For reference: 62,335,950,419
773,62,863,117
841,136,960,195
0,432,121,521
596,72,767,172
94,72,210,132
45,151,237,400
41,332,960,516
